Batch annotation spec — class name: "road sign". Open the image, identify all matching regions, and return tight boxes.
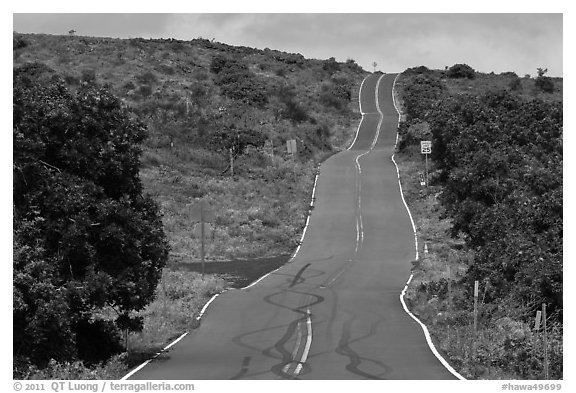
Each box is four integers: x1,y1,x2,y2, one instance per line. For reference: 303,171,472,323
421,141,431,187
421,140,432,154
287,139,297,154
535,310,542,330
473,280,479,333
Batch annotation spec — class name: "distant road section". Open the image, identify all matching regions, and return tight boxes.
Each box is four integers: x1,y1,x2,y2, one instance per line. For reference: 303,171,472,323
128,73,457,380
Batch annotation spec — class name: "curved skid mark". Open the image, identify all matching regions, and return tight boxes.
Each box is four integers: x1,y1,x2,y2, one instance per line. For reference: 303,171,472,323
230,356,251,380
333,310,394,380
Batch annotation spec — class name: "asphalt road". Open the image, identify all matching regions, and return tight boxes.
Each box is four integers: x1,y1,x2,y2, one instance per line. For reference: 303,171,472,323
128,73,457,380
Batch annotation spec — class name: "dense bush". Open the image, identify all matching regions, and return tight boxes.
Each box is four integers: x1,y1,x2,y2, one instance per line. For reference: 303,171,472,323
14,33,29,50
404,65,432,75
399,71,562,321
210,55,269,107
322,57,341,74
13,63,169,371
319,78,352,111
400,74,445,122
399,68,562,378
447,63,476,79
276,84,308,122
535,68,555,93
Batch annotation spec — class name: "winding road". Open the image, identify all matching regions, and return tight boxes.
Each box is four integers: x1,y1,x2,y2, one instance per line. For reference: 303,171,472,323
127,73,458,380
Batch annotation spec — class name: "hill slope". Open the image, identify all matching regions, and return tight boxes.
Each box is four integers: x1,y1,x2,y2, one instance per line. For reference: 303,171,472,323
14,33,368,262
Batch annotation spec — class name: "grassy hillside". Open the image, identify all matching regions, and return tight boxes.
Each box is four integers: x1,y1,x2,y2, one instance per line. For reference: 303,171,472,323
14,33,367,263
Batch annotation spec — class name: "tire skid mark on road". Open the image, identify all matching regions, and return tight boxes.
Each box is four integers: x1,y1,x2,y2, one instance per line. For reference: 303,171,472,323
229,269,324,379
230,356,251,380
334,314,393,380
289,263,311,288
271,73,384,378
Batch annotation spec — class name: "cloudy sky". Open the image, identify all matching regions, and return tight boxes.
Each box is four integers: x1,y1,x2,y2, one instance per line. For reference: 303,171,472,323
12,13,563,77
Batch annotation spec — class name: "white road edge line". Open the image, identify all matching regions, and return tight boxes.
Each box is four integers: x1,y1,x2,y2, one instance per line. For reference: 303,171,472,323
390,73,466,381
293,308,312,376
282,316,304,375
120,331,189,380
242,166,320,291
196,293,221,320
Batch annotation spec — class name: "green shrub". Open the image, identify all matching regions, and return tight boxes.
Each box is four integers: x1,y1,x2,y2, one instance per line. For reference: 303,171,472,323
509,76,522,91
13,34,29,50
323,57,341,74
534,67,555,93
447,63,476,79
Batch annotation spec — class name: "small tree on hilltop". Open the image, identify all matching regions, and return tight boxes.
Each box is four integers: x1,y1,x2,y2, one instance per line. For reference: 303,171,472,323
535,67,555,93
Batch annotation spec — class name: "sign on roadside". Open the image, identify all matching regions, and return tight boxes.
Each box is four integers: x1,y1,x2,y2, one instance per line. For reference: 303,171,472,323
287,139,297,154
421,140,432,154
535,310,542,330
421,141,431,187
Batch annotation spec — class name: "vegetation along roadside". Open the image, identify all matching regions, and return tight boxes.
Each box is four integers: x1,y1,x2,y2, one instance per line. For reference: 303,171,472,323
393,65,562,379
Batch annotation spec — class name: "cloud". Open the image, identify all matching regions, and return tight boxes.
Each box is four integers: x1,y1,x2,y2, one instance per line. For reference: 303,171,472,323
13,13,173,38
12,13,562,76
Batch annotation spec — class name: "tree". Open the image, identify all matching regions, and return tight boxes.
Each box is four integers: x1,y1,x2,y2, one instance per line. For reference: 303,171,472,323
13,63,169,369
535,67,555,93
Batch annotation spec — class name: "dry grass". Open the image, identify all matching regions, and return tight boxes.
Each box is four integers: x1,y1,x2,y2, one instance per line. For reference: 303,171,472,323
126,269,226,358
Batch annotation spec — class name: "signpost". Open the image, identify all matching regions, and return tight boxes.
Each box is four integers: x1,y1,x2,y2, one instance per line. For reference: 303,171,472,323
287,139,297,155
543,303,549,379
473,280,479,333
190,200,215,279
535,310,542,331
421,141,432,187
287,139,297,176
